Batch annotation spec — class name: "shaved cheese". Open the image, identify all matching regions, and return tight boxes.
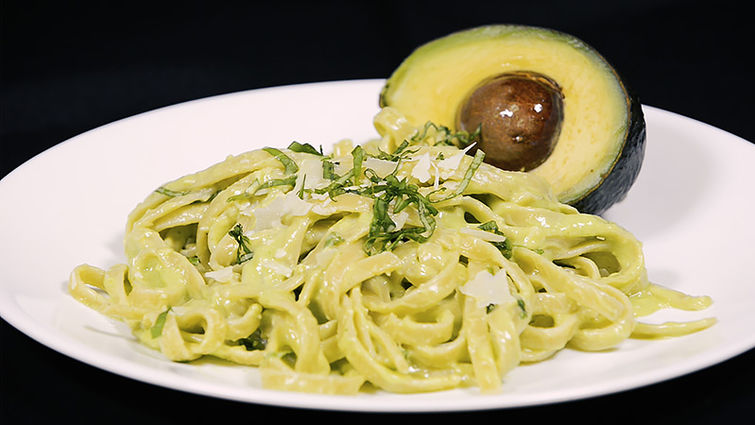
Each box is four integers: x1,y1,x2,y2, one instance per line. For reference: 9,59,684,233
431,161,440,190
299,158,328,190
364,157,398,178
263,259,293,277
248,191,312,231
411,153,433,183
438,143,476,179
205,266,235,282
334,160,351,176
460,270,516,309
388,210,409,231
460,227,507,242
312,198,336,215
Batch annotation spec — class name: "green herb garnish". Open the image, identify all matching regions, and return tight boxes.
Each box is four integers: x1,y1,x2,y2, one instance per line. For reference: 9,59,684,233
228,223,254,264
226,177,297,203
236,329,267,351
323,233,344,248
259,176,297,191
155,186,188,197
263,147,298,174
364,174,438,255
517,299,527,318
297,175,307,199
432,149,485,202
478,220,513,259
374,140,418,162
287,141,323,156
351,145,366,186
322,159,337,181
151,309,170,338
411,121,481,148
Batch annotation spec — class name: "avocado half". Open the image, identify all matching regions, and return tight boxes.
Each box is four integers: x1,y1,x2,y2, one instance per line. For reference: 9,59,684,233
380,25,646,215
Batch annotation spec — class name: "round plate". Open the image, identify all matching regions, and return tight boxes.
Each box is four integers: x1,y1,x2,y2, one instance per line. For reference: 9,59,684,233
1,79,753,412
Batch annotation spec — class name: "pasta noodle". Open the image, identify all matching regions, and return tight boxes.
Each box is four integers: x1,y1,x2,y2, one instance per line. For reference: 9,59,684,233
69,107,715,394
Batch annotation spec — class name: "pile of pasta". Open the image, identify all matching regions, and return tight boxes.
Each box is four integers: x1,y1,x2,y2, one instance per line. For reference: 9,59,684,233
69,107,715,394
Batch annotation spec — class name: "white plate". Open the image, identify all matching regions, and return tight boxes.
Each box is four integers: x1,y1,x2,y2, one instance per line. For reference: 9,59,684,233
1,79,754,412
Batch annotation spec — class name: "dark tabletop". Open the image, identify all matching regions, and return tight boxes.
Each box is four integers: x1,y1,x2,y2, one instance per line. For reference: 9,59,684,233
2,1,754,423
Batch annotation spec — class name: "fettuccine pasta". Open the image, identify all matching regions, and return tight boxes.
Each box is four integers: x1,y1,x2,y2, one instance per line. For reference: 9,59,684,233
69,107,715,394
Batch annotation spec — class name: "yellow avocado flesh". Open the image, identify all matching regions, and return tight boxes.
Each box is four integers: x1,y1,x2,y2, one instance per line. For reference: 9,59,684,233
381,26,629,204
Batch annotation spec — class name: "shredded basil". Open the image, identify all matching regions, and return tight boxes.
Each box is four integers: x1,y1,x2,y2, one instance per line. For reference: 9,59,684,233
411,121,481,148
432,149,485,202
236,329,267,351
324,233,344,248
257,127,484,256
260,176,297,191
322,159,337,181
478,220,513,259
151,309,170,338
351,145,366,186
287,141,323,156
297,175,307,199
517,299,527,318
374,140,418,162
263,147,298,174
228,224,254,264
155,186,188,197
363,174,438,256
226,177,296,203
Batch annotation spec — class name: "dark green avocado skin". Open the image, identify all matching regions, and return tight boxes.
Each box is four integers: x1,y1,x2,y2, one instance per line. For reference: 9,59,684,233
571,94,647,216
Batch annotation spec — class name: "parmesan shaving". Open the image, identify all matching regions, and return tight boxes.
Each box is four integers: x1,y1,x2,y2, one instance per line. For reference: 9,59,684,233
364,157,398,178
438,143,476,178
411,153,433,183
460,270,516,309
204,266,235,283
248,191,312,231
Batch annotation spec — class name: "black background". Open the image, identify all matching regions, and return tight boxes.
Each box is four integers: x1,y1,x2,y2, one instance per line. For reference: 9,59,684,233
2,0,754,423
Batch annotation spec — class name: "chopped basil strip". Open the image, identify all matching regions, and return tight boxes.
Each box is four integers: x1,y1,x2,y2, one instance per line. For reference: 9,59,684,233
432,149,485,202
263,147,299,174
151,309,170,338
411,121,481,148
228,223,254,264
236,329,267,351
351,145,366,185
363,174,438,256
478,220,513,259
324,233,344,248
517,299,527,318
287,141,323,156
374,140,417,162
259,176,297,191
297,175,307,199
322,159,338,181
155,186,188,197
226,177,296,203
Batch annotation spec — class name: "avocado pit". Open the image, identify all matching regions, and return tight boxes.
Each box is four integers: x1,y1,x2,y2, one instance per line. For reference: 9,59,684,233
457,71,564,171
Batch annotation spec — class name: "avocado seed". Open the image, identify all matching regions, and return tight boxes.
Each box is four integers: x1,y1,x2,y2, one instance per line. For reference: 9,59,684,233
457,71,564,171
